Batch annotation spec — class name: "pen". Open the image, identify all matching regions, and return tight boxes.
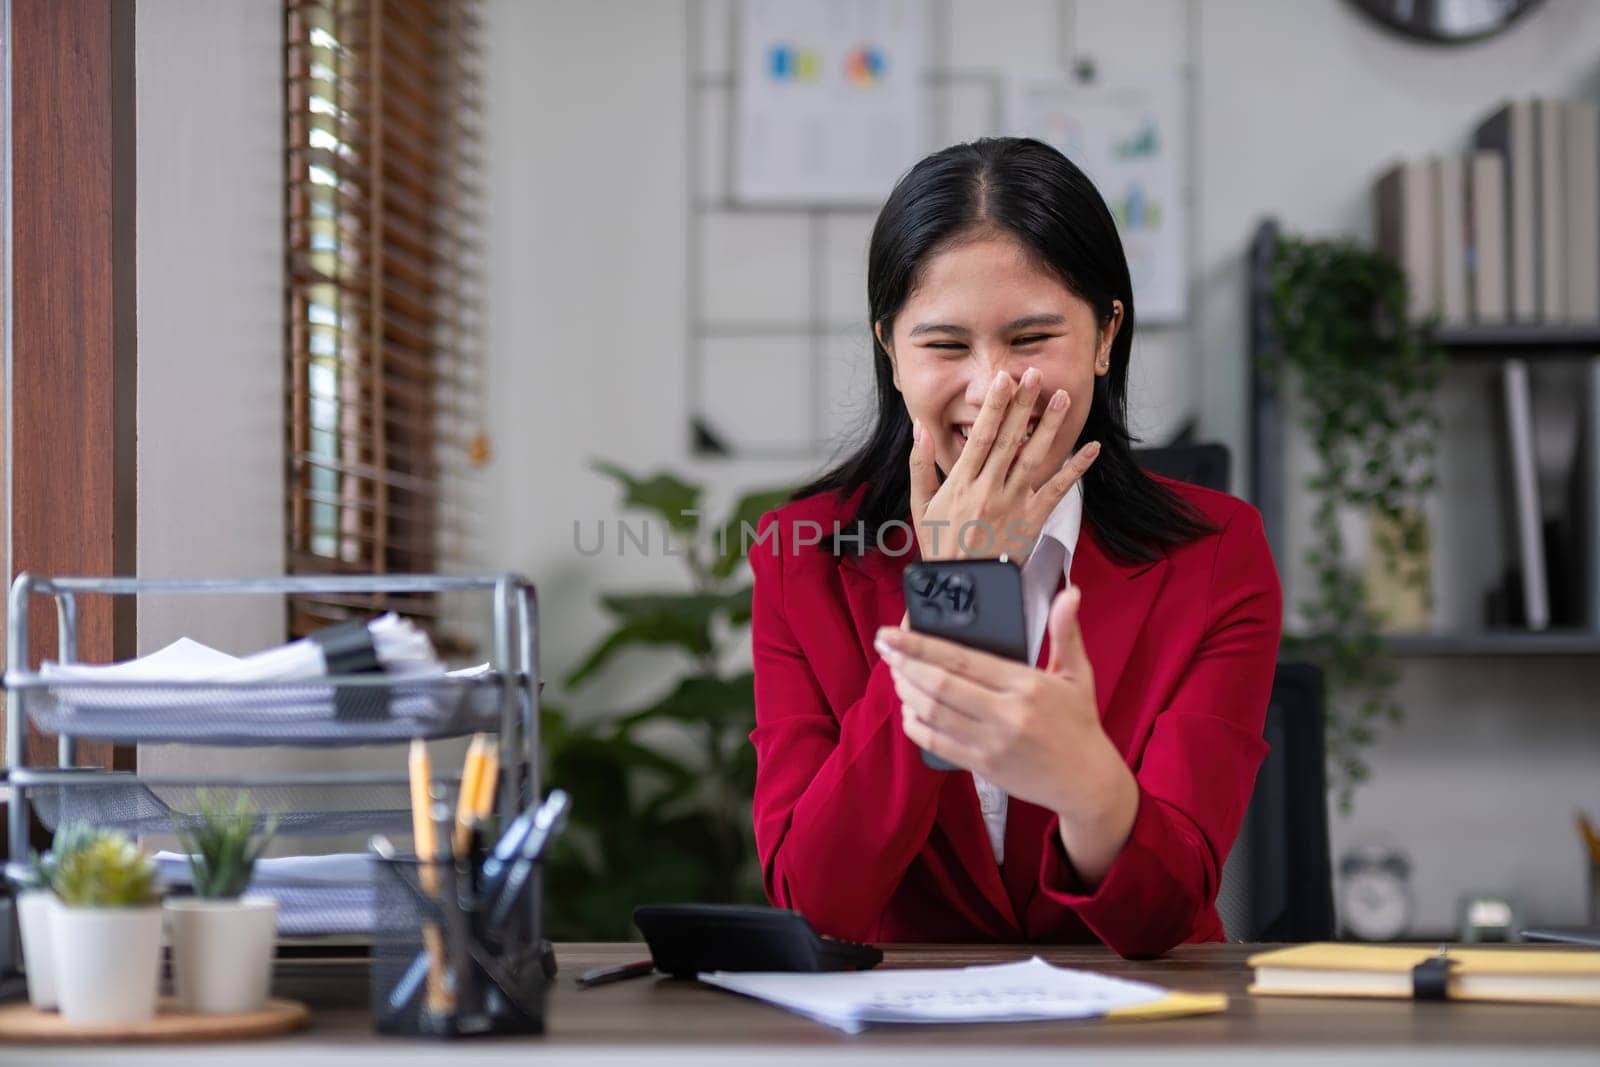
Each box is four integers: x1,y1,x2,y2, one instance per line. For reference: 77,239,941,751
577,959,656,989
477,799,548,902
487,789,571,929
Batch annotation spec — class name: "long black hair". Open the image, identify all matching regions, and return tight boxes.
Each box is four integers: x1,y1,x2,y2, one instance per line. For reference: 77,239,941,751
793,137,1211,564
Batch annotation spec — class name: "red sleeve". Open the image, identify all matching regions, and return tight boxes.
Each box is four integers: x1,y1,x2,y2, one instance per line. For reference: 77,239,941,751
1036,504,1280,958
747,512,944,941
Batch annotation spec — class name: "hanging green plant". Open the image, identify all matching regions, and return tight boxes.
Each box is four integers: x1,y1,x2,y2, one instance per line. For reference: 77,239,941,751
1264,234,1444,812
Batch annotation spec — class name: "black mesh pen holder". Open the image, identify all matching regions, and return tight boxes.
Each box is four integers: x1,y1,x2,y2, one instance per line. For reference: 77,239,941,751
370,854,554,1038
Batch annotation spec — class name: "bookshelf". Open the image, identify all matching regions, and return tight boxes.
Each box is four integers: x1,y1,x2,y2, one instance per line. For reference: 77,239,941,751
1432,323,1600,357
1383,630,1600,656
1248,217,1600,653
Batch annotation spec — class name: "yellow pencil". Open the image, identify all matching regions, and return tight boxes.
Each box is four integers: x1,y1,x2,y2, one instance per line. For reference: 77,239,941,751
408,739,453,1013
409,739,439,890
453,734,489,857
473,739,500,825
1578,811,1600,863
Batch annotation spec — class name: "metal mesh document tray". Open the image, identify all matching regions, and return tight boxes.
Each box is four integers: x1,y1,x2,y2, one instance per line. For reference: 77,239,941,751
2,573,544,954
16,673,506,746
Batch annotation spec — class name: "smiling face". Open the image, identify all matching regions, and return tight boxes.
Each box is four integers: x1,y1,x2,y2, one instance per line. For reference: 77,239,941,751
876,231,1122,491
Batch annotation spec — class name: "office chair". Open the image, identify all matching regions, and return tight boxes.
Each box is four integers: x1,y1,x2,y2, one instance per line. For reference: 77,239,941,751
1134,439,1336,943
1216,663,1336,941
1134,441,1232,494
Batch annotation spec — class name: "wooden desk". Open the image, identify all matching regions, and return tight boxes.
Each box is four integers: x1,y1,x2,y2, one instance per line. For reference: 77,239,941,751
8,943,1599,1065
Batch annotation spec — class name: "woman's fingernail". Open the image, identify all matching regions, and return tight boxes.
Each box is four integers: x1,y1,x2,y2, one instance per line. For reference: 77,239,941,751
1049,389,1067,411
1086,441,1102,458
912,419,922,444
877,627,902,649
1021,367,1041,389
992,370,1008,390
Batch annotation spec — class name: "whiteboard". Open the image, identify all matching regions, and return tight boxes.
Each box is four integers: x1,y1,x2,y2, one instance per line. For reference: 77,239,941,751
734,0,930,205
1007,75,1187,324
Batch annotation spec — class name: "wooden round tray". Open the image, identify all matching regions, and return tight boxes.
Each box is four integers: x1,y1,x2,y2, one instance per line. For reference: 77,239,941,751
0,997,310,1043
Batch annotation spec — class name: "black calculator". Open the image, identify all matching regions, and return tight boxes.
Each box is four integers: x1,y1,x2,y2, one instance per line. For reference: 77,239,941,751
632,903,883,978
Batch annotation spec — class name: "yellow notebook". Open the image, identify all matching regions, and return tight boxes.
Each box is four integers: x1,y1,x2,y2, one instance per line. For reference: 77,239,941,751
1248,943,1600,1007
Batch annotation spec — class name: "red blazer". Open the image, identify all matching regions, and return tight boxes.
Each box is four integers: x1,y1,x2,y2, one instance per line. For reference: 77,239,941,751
748,478,1281,957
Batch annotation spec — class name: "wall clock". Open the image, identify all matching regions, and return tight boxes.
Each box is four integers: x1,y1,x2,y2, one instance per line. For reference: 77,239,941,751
1348,0,1545,43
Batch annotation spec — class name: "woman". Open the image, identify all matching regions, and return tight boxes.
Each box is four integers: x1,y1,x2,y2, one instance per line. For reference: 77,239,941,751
748,137,1280,957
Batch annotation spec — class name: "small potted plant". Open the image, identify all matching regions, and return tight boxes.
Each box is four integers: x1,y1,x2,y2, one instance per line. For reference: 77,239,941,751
13,823,96,1010
49,829,164,1025
165,790,279,1014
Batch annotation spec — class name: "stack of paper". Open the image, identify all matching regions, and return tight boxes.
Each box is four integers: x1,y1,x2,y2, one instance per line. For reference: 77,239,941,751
700,957,1225,1034
157,851,375,936
30,622,499,741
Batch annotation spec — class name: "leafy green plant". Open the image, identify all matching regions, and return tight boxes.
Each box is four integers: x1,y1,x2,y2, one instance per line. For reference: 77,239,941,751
50,830,161,908
171,790,280,899
19,822,97,892
543,462,791,939
1265,234,1443,811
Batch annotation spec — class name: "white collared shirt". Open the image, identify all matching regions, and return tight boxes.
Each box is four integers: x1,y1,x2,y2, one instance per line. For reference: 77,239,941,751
973,481,1083,865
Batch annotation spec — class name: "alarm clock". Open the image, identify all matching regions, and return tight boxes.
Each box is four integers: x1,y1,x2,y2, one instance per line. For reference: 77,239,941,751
1338,844,1414,942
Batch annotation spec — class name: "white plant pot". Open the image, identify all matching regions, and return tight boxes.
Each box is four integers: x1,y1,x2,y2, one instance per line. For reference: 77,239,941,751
52,904,164,1026
165,895,278,1015
15,890,58,1009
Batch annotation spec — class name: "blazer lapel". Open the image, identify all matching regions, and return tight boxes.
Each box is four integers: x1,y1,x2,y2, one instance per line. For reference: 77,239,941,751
1071,530,1169,721
839,548,907,663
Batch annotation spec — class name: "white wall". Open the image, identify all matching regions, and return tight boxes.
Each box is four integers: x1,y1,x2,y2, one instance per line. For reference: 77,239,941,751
1192,0,1600,934
133,0,350,789
480,0,1600,933
135,0,284,663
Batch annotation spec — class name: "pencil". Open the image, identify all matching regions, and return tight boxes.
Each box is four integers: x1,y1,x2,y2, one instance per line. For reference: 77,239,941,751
473,738,500,826
409,739,439,891
1578,810,1600,863
453,734,489,857
408,739,453,1013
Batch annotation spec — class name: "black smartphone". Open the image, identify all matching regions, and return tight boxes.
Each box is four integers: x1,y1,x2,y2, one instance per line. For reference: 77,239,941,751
900,558,1028,771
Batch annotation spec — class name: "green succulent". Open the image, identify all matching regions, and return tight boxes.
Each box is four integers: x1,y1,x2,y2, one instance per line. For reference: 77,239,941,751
51,831,161,908
18,823,99,891
171,790,279,899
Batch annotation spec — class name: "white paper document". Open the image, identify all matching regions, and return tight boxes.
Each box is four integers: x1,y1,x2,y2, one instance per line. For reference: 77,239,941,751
157,851,375,936
699,956,1167,1034
28,622,497,741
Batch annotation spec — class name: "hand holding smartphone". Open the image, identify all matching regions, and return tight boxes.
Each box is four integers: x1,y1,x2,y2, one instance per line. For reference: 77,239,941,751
900,558,1029,770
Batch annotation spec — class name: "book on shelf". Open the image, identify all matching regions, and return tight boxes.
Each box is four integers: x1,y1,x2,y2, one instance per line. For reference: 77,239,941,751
1585,359,1600,628
1466,150,1508,323
1536,98,1565,322
1533,364,1588,628
1433,155,1469,326
1564,99,1599,321
1498,359,1550,630
1473,99,1539,323
1375,159,1436,321
1248,943,1600,1007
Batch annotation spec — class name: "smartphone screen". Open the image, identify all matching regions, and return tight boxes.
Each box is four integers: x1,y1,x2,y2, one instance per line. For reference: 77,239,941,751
900,559,1028,771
